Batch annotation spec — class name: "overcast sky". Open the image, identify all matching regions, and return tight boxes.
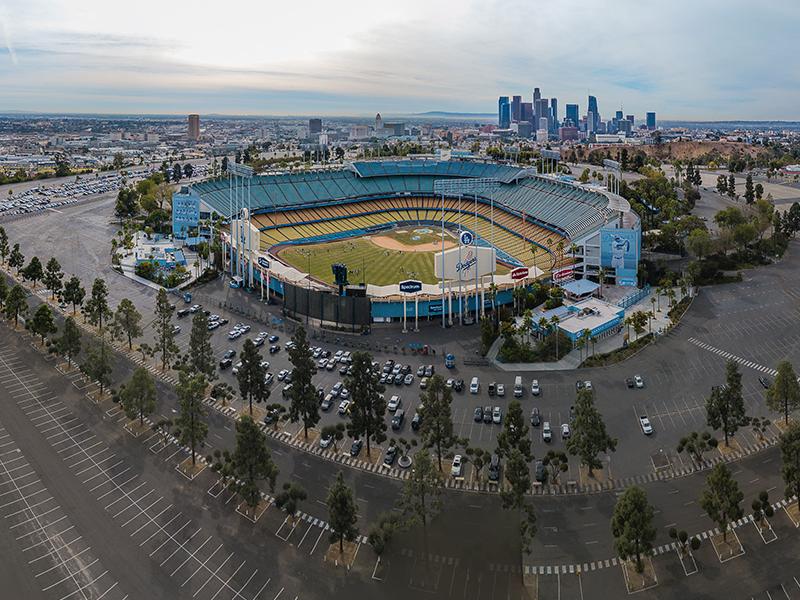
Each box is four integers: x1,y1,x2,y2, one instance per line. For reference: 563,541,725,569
1,0,798,119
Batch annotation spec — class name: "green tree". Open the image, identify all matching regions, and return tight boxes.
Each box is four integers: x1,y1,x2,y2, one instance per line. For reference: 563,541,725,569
274,482,307,520
232,415,279,510
500,448,538,554
0,226,8,264
611,486,657,573
700,463,743,542
497,399,531,461
399,451,442,561
42,257,63,300
327,472,359,553
8,243,24,275
29,303,56,345
85,278,111,332
716,174,728,195
727,174,736,198
542,450,569,485
237,338,269,416
345,350,386,456
113,298,142,350
153,288,178,369
686,228,713,260
744,173,755,204
751,490,775,527
114,187,139,220
676,431,718,464
780,422,800,512
55,316,82,368
119,367,157,426
63,276,85,315
706,360,748,447
20,256,44,289
567,388,617,475
419,375,457,471
174,370,208,466
367,512,404,557
4,284,28,326
767,361,800,425
81,338,114,398
287,326,319,437
321,423,346,451
187,312,215,380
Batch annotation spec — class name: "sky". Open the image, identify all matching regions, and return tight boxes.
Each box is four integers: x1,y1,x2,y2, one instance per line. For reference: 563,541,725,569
1,0,799,120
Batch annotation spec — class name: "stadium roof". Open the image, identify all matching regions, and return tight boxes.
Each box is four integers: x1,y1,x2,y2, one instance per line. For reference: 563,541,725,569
192,159,619,240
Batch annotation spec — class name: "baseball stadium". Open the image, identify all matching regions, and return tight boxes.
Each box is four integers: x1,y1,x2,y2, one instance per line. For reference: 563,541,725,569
180,159,639,326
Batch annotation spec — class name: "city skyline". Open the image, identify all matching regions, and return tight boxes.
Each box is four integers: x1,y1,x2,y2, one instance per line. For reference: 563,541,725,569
1,0,798,119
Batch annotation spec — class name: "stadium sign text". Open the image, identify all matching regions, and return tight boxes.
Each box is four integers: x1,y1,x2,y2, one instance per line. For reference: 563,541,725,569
399,280,423,293
257,257,270,269
510,267,529,280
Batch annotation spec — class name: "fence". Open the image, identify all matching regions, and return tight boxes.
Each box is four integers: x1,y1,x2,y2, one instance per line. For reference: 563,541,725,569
617,284,651,309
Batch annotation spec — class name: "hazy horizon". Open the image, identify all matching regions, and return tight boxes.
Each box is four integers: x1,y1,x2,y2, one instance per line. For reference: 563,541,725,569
1,0,797,120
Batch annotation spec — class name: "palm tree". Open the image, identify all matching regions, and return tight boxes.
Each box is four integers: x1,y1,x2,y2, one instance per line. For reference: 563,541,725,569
648,310,654,334
569,243,579,259
667,288,676,309
650,296,657,317
556,240,565,268
530,244,538,271
538,316,548,341
550,315,561,359
522,310,533,344
577,336,586,361
679,277,688,300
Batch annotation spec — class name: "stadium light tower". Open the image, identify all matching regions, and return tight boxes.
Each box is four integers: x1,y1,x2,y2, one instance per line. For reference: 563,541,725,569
227,162,254,286
433,178,500,329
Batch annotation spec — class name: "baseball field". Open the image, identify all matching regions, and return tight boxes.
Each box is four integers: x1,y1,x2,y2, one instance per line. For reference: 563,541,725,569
277,228,509,286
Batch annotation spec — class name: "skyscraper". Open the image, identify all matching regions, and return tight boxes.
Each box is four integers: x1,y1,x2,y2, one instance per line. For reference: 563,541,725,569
498,97,510,128
187,114,200,141
587,96,599,131
646,112,657,130
550,98,558,128
511,95,522,122
309,118,322,134
615,110,623,121
521,102,533,122
533,88,541,121
565,104,579,127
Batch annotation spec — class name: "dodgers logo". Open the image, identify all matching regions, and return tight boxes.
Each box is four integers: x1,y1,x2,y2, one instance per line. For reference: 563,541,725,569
459,230,474,246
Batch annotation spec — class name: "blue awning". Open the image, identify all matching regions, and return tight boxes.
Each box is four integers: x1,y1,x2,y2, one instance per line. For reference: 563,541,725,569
560,279,599,296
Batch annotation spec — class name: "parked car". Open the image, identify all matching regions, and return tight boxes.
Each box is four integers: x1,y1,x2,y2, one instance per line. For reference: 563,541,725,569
349,439,363,456
451,454,463,477
759,376,771,389
383,445,398,466
416,365,426,377
264,372,274,386
561,423,571,439
531,379,540,396
625,377,635,389
534,460,546,483
219,358,233,369
171,325,181,334
640,415,654,435
387,395,402,412
320,434,333,449
530,408,541,427
277,369,289,381
321,394,334,411
634,375,644,389
268,335,279,343
470,377,480,394
419,377,429,389
404,374,414,386
232,361,243,375
269,345,280,354
492,406,502,424
488,454,501,482
411,412,422,431
391,409,405,431
496,383,505,397
488,382,496,397
177,308,190,318
189,304,201,313
338,399,352,415
474,406,484,423
542,422,552,442
453,379,464,393
483,406,493,424
222,349,236,360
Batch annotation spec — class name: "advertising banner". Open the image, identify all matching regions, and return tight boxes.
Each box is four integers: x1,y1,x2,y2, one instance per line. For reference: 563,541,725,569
399,280,423,293
600,226,640,286
434,246,496,281
510,267,529,280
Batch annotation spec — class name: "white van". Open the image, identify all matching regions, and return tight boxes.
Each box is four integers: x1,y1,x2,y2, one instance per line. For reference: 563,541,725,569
469,377,480,394
513,376,523,398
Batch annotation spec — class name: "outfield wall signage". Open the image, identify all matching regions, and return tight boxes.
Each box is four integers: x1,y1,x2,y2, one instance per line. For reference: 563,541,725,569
399,280,422,293
510,267,529,280
459,230,474,246
257,257,270,269
435,245,496,281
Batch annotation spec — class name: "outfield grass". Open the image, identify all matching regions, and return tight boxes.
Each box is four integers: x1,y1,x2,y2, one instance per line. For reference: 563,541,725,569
389,228,443,246
278,237,508,286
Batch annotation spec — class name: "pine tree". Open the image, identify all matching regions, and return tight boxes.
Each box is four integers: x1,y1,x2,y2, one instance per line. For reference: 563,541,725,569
700,463,743,542
567,388,617,475
744,173,755,204
81,338,114,397
275,482,307,520
0,226,8,264
153,288,178,370
63,276,85,315
55,316,82,368
187,312,215,380
767,361,800,425
327,472,359,553
119,367,157,426
231,415,279,510
113,298,143,350
399,451,441,560
780,422,800,512
174,370,208,466
345,351,386,455
497,400,531,460
500,448,538,553
42,257,63,300
20,256,44,288
4,284,28,326
85,278,111,331
29,303,56,345
8,243,24,275
419,375,457,471
611,486,656,573
287,326,319,438
706,360,748,446
237,338,269,416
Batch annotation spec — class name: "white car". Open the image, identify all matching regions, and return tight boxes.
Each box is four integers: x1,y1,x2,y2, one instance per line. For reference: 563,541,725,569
232,361,243,375
227,330,241,340
387,395,401,412
264,372,274,385
634,375,644,389
496,383,505,397
277,369,289,381
640,416,654,435
531,380,540,396
470,377,480,394
492,406,502,424
561,423,571,439
451,454,463,477
340,388,350,400
259,360,270,370
320,433,333,449
338,399,351,415
326,361,337,371
542,422,552,442
584,380,592,390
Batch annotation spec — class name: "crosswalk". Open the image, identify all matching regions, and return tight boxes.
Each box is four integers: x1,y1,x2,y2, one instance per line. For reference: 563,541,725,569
688,337,778,376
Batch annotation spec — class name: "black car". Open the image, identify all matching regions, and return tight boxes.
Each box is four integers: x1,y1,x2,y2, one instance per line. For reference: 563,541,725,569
474,406,483,422
576,380,585,391
320,396,333,412
759,376,771,389
534,460,546,483
219,318,229,326
219,358,233,369
350,439,364,456
401,364,412,376
530,407,541,427
383,445,398,466
488,382,496,397
483,406,493,424
625,377,635,389
391,409,405,431
177,308,190,318
453,379,464,393
411,412,422,431
263,409,280,426
488,454,501,482
222,349,236,360
394,373,404,385
269,344,280,354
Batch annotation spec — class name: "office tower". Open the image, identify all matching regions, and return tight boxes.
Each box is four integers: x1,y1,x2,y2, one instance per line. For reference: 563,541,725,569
646,112,657,130
533,87,541,104
587,111,595,133
517,121,533,138
309,118,322,135
618,119,632,135
588,95,599,131
498,97,510,128
521,102,533,122
375,113,383,130
550,98,558,128
538,117,549,132
566,104,579,127
626,115,635,127
615,110,623,121
511,95,522,122
187,114,200,141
